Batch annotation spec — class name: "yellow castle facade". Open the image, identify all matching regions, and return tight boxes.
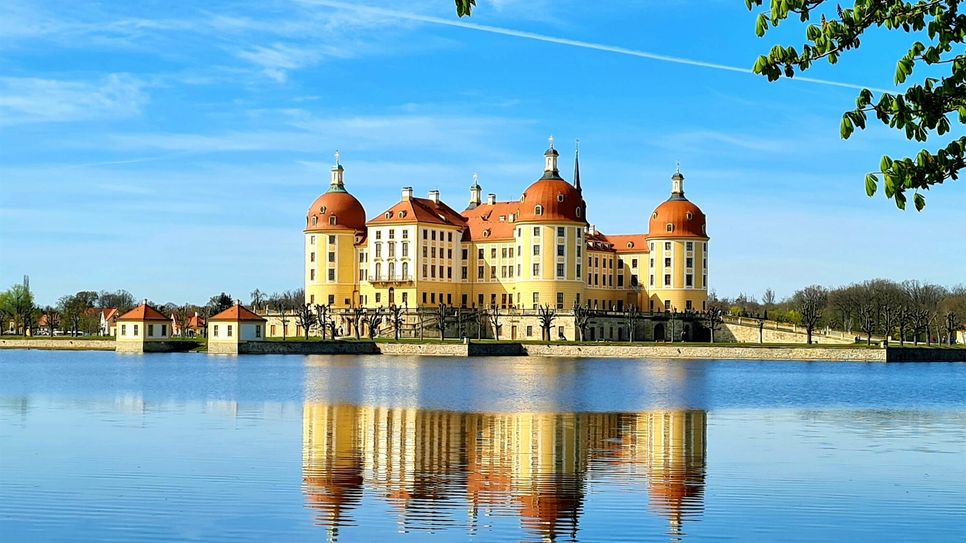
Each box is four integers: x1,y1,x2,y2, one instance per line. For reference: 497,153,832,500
304,140,709,314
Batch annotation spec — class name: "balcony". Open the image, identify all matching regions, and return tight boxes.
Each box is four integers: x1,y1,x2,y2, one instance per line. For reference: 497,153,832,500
369,274,414,286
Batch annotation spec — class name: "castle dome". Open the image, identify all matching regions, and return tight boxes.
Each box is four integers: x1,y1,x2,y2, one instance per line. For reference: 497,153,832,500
648,171,707,238
517,138,586,223
305,156,367,233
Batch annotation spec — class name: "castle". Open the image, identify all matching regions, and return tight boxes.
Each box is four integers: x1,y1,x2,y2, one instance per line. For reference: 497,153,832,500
303,138,709,320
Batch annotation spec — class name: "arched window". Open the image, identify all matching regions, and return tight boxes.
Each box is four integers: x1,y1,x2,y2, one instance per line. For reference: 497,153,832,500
385,212,392,219
375,263,382,280
320,206,327,214
534,205,543,216
402,262,409,279
666,223,674,233
557,193,564,202
652,212,658,219
576,207,582,218
483,229,490,238
686,212,693,220
398,211,406,218
388,262,395,279
626,242,634,248
312,216,318,226
329,215,337,225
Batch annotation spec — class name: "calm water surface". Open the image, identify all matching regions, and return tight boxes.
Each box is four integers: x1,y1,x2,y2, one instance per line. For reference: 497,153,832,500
1,351,965,542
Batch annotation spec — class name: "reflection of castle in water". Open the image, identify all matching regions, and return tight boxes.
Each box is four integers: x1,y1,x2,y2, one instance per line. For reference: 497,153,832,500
303,405,706,541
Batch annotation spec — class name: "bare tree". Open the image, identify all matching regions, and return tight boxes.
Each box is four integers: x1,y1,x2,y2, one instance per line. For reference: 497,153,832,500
174,304,192,338
623,305,639,343
362,307,385,339
573,300,591,342
313,303,333,340
388,304,405,340
250,289,265,310
945,312,959,346
537,304,556,342
487,306,502,340
350,306,365,339
761,288,776,308
794,285,828,345
294,303,314,340
705,305,724,343
435,303,449,340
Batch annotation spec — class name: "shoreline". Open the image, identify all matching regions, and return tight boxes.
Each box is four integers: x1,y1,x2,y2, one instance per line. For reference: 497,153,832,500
2,338,965,362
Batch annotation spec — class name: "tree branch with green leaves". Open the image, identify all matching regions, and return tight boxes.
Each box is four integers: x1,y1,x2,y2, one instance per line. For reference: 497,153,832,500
747,0,965,210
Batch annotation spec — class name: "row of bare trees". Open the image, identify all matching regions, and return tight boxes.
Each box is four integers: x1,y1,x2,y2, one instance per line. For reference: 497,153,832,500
718,280,965,346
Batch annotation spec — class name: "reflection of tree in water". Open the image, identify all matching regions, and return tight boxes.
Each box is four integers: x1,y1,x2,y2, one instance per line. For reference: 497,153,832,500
302,405,707,542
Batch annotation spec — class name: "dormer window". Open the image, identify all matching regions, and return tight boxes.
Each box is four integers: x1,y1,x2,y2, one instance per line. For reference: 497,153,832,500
320,206,327,214
312,216,318,226
398,211,406,218
652,212,658,219
666,223,674,233
499,215,505,222
329,216,337,225
686,212,693,220
534,205,543,216
385,211,392,219
483,229,491,238
557,194,564,202
627,242,634,248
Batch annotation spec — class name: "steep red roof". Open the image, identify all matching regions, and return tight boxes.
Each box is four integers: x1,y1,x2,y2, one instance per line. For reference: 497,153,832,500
604,234,649,253
367,197,467,228
461,201,520,241
209,304,266,322
117,304,169,322
101,308,117,321
188,314,205,329
585,229,616,253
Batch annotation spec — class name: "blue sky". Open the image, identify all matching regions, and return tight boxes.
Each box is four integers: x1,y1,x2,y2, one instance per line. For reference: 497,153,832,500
1,0,962,307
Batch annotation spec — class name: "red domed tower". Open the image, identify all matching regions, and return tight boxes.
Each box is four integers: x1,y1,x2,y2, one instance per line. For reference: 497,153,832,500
304,152,367,308
645,169,709,318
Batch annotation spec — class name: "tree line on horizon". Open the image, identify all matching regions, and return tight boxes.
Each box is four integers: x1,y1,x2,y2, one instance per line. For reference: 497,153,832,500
712,279,965,345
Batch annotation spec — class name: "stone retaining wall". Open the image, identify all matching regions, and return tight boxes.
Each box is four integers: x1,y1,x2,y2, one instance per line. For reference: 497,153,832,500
378,343,469,357
720,322,855,345
523,344,888,361
241,341,378,355
0,338,115,350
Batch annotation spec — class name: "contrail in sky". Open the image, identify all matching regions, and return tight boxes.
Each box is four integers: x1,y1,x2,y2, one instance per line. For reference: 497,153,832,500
305,0,887,93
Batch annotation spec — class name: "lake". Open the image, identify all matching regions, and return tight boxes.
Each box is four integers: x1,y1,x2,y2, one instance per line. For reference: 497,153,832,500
1,350,964,542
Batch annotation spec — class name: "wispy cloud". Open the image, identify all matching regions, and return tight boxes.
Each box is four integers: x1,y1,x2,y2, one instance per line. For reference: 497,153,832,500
301,0,888,93
0,74,147,125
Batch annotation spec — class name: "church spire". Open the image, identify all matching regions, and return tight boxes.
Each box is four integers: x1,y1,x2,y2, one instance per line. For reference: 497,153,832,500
573,138,581,192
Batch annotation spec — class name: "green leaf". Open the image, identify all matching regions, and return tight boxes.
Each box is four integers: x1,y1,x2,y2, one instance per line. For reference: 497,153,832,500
895,191,906,210
840,115,854,139
865,174,878,196
756,13,768,37
913,193,925,211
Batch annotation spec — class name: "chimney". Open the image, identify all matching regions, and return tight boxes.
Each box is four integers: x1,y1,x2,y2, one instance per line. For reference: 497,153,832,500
402,186,413,200
429,190,440,204
487,193,496,205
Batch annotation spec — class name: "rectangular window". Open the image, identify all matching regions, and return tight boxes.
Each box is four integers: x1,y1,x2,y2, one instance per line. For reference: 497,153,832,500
665,242,671,251
376,293,382,303
557,227,565,237
556,263,564,277
557,244,565,256
664,273,671,286
402,292,408,304
432,231,437,241
402,243,409,257
227,325,233,337
423,292,428,304
375,244,382,258
431,293,436,303
310,252,315,262
423,230,427,240
388,244,395,257
432,247,436,258
526,325,533,337
533,245,540,256
632,258,638,268
478,266,484,279
517,264,521,276
533,226,540,236
631,275,638,287
403,229,409,239
617,259,624,269
556,292,564,309
532,292,540,303
447,249,452,259
447,267,452,279
328,235,336,244
576,264,581,278
618,275,624,287
423,264,428,278
255,325,261,338
532,263,540,276
686,257,693,268
502,247,508,258
431,266,436,278
501,265,507,278
388,229,395,239
447,293,452,305
310,269,315,280
665,257,671,267
490,266,496,279
478,248,484,259
376,230,382,240
328,269,335,281
665,300,672,311
462,248,468,259
478,294,484,306
328,251,335,262
649,274,654,286
461,267,468,279
576,228,582,237
213,325,218,337
121,324,126,336
686,274,693,287
491,248,497,258
310,294,315,304
161,324,166,336
490,294,497,307
686,241,693,251
310,235,316,244
423,246,428,258
148,324,154,336
448,232,453,242
328,295,334,305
